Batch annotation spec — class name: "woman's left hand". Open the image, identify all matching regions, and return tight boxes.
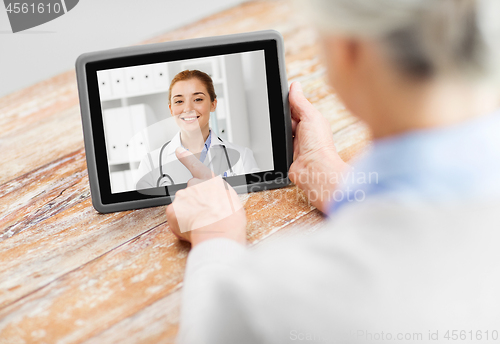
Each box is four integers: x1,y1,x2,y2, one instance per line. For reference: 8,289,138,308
165,146,247,247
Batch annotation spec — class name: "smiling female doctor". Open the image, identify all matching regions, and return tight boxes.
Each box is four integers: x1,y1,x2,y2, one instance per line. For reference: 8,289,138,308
135,69,259,190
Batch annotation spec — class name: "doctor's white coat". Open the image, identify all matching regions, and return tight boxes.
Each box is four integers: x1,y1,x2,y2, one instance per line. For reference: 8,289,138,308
135,130,259,190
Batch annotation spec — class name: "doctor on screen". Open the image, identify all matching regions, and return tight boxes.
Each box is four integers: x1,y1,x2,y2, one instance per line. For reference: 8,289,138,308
136,69,259,189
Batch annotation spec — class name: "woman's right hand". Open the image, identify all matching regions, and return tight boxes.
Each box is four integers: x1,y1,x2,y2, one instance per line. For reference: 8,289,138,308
288,82,350,214
165,147,247,248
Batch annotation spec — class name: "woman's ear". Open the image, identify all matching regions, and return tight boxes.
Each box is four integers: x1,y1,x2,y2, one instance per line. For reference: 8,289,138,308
322,36,360,90
211,98,217,112
169,103,173,115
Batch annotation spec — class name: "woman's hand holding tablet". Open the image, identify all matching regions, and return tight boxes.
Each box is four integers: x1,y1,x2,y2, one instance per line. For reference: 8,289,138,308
288,82,351,213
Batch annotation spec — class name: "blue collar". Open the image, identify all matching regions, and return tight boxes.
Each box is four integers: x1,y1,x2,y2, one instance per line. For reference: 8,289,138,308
330,109,500,214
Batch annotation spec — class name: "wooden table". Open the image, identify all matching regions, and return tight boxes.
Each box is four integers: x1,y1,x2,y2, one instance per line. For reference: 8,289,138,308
0,1,370,342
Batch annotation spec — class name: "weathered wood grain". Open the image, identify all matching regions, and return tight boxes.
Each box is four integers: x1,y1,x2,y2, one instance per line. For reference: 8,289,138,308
0,73,80,185
0,220,183,343
0,186,318,343
0,71,78,136
83,288,183,344
0,149,87,240
76,212,326,344
0,0,371,342
0,197,167,309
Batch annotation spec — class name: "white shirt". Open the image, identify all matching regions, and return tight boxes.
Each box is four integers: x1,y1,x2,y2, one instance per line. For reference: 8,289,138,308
176,111,500,343
135,130,259,190
177,198,500,344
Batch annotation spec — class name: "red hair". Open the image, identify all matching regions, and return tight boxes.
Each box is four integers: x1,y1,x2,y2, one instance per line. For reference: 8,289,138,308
168,70,217,104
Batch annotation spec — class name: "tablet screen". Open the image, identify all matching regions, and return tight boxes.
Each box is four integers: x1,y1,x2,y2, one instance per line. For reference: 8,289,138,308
82,37,290,209
96,51,274,194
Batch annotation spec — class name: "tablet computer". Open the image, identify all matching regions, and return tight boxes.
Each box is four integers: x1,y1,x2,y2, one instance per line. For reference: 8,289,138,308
76,30,292,213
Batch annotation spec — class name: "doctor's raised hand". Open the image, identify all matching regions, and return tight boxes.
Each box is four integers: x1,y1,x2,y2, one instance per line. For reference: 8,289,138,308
165,146,247,247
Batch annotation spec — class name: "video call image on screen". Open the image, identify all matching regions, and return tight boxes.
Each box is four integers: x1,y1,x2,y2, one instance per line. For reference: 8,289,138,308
97,51,274,194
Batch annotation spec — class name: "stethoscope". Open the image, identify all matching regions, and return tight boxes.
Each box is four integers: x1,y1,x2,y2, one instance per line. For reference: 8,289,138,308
156,136,234,187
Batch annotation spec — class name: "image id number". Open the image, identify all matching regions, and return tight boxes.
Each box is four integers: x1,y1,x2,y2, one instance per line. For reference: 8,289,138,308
444,330,499,341
6,2,62,14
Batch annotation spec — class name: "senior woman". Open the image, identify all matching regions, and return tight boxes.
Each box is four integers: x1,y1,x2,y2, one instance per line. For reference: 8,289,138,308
166,0,500,343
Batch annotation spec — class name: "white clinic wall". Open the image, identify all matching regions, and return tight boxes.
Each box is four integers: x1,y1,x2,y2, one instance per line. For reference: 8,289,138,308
241,51,274,171
0,0,247,97
223,54,251,148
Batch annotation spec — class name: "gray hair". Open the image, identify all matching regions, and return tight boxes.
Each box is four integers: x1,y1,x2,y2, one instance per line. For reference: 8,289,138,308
299,0,500,82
